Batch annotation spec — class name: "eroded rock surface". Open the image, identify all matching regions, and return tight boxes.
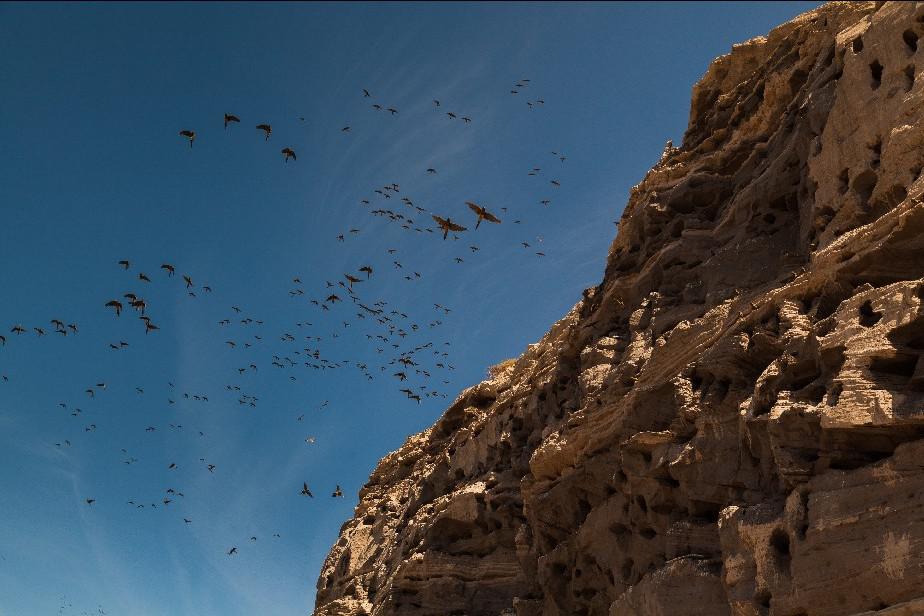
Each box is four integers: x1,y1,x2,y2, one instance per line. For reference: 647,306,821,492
315,3,924,614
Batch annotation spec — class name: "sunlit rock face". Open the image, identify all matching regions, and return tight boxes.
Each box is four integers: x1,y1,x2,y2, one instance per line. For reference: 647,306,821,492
314,3,924,614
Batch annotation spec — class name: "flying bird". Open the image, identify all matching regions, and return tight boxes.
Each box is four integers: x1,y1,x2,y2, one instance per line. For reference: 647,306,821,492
161,263,175,276
256,124,272,140
281,147,296,162
332,485,344,498
466,202,501,228
224,113,240,129
179,130,195,147
300,483,314,497
105,300,123,316
431,215,466,240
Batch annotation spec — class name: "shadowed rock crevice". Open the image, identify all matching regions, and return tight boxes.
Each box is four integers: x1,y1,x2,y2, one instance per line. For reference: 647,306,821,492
315,3,924,615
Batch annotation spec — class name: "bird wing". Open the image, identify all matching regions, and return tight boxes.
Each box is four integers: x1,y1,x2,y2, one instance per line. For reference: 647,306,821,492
465,202,482,215
483,211,501,223
448,222,467,232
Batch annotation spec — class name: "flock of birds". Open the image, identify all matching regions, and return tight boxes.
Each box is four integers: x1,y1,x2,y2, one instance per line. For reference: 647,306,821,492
4,79,576,578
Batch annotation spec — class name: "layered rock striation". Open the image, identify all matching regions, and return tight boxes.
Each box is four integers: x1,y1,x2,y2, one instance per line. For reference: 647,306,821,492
315,3,924,614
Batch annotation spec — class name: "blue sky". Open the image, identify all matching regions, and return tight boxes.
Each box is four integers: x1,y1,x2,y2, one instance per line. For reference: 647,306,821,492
0,2,820,614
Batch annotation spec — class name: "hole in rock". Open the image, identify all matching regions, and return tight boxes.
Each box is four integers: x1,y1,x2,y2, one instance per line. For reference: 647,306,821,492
869,355,918,379
755,591,772,608
770,528,791,568
852,37,864,53
858,300,882,327
837,168,850,194
868,138,882,169
870,60,883,89
620,558,634,581
852,169,878,205
904,29,919,53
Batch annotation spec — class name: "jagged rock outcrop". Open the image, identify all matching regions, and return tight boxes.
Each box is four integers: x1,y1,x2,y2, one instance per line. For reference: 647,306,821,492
314,3,924,614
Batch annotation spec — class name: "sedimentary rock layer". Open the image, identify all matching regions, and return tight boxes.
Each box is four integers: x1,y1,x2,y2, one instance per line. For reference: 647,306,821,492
315,2,924,614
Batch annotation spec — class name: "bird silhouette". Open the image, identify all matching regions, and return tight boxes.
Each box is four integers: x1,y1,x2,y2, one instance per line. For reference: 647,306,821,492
300,482,314,497
432,215,466,240
332,485,343,498
179,130,195,147
256,124,272,140
465,202,502,229
105,300,123,317
281,147,296,162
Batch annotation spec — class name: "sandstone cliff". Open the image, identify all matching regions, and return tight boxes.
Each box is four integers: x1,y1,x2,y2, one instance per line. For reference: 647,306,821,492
315,3,924,614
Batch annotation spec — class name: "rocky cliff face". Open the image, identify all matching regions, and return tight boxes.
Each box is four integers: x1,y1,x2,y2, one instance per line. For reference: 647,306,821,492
314,3,924,615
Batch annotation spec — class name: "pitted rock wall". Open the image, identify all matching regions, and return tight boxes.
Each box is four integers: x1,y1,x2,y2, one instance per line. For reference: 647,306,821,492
315,3,924,615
